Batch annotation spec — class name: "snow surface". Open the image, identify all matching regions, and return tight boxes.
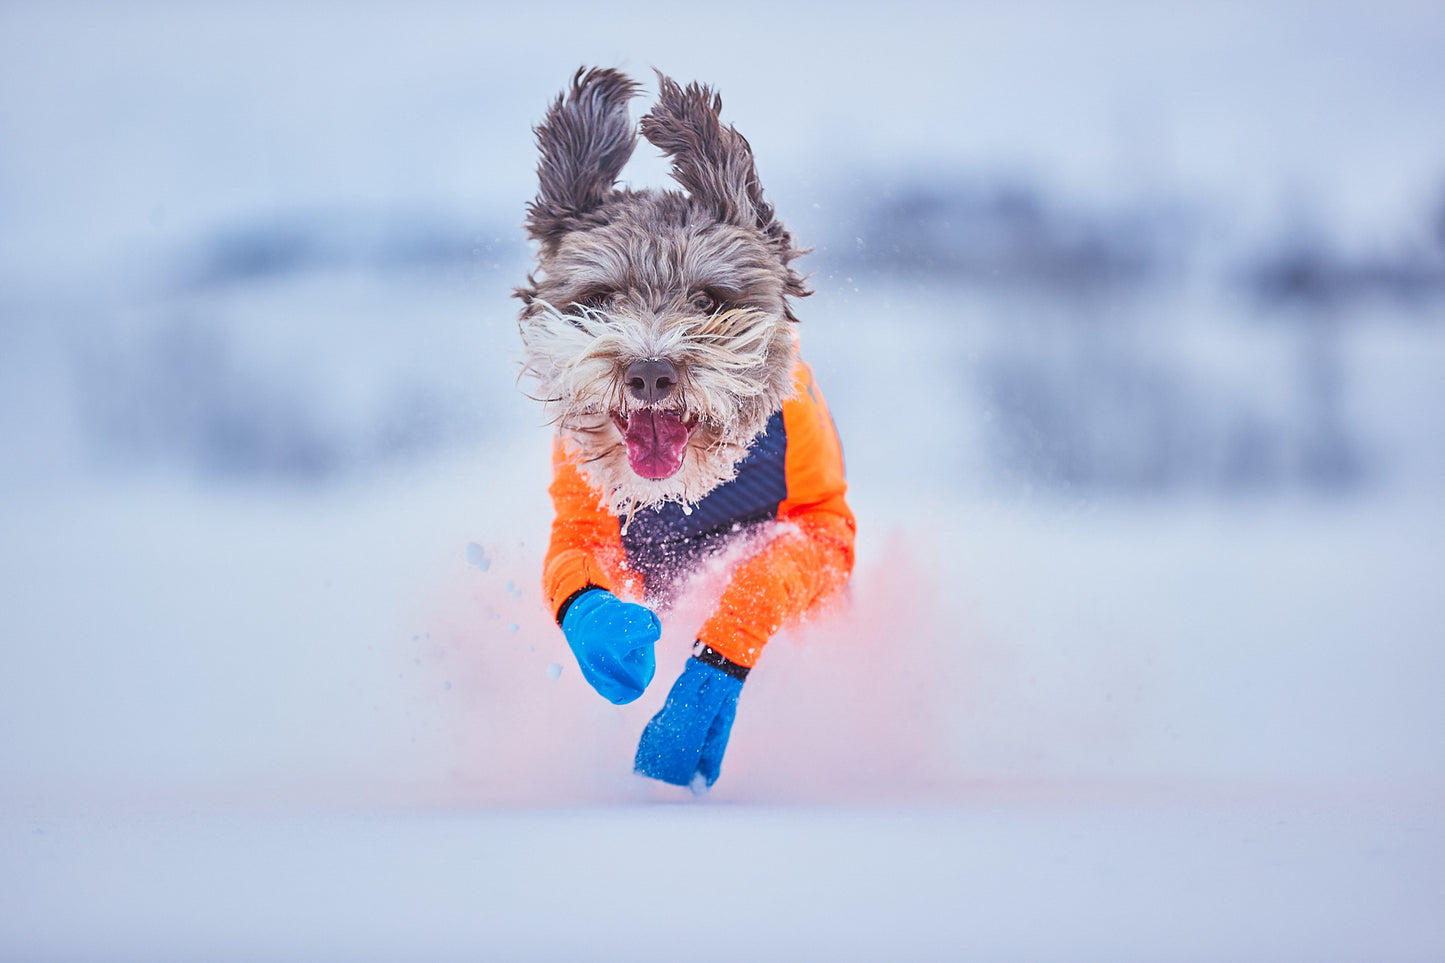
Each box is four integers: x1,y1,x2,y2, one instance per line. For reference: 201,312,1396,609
6,803,1441,962
2,472,1443,960
3,2,1445,960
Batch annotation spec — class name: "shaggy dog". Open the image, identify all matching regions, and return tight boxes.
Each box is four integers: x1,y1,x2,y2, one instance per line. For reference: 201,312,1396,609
516,67,855,791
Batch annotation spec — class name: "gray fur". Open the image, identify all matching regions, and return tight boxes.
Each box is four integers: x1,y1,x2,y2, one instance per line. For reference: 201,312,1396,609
525,67,641,252
641,71,809,303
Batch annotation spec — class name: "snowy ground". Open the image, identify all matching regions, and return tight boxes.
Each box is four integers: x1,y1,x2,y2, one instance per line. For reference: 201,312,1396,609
6,801,1441,961
3,2,1445,959
3,454,1443,959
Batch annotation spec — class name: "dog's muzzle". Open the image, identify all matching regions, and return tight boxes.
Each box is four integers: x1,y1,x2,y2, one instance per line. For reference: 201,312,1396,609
612,357,696,481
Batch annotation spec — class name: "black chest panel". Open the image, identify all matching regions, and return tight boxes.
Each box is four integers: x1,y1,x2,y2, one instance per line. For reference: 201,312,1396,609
621,410,788,599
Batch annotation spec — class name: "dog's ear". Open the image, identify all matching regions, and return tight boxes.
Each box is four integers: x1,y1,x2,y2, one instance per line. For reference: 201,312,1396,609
640,73,773,232
641,73,811,313
525,67,640,250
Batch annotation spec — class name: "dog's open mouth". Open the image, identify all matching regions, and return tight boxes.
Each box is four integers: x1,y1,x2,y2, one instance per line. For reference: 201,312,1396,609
611,409,698,479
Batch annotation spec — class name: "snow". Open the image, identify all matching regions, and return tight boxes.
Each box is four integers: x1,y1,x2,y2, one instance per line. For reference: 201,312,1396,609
4,802,1435,962
3,1,1445,959
3,461,1442,958
465,542,491,572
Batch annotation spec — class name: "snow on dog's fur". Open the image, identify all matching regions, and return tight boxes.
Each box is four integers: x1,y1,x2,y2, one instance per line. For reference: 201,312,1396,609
515,68,808,517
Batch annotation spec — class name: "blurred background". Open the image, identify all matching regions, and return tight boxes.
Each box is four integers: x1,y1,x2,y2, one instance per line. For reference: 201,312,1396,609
3,1,1444,957
4,1,1443,499
4,0,1445,915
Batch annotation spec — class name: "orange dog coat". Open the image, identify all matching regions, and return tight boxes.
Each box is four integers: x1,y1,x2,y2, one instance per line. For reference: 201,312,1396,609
543,359,855,667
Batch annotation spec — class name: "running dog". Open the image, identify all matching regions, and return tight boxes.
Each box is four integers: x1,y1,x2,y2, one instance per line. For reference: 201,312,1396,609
515,67,855,791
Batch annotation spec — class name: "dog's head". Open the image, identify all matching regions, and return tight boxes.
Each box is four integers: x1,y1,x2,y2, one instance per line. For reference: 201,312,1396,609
515,68,809,516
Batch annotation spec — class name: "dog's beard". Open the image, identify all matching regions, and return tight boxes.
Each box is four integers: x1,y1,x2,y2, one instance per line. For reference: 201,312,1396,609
520,299,796,517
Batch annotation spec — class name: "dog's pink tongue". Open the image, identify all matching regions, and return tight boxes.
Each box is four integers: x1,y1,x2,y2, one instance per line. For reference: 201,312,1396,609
622,410,690,479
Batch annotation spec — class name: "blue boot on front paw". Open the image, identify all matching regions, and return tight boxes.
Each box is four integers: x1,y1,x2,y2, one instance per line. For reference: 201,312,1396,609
635,650,746,790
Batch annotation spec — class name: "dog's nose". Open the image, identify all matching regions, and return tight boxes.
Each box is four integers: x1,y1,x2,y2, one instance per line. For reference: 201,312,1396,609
624,358,679,405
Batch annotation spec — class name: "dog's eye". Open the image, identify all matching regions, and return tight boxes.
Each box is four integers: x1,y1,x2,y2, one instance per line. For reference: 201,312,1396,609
690,292,719,313
574,289,615,312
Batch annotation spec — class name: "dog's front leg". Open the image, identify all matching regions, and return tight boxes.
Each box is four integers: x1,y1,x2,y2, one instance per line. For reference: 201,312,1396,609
634,512,854,790
543,441,662,704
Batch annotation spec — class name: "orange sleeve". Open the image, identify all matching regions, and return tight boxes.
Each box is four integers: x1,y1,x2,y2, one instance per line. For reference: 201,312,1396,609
542,439,642,619
696,362,856,666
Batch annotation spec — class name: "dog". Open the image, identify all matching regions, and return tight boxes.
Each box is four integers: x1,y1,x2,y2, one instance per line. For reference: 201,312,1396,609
515,67,855,791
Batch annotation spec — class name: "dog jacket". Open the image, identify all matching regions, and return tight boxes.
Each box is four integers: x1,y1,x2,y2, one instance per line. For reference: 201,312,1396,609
544,359,855,668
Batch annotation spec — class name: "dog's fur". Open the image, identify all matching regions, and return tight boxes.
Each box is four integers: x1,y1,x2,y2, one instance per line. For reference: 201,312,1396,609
515,68,811,519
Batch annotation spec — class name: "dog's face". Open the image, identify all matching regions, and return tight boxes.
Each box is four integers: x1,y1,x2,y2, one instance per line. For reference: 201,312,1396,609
516,68,809,517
